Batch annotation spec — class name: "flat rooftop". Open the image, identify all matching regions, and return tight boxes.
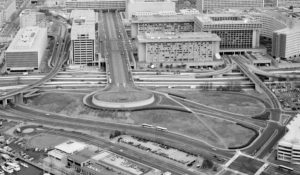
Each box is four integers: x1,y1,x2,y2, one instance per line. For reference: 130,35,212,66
131,14,195,23
137,32,221,43
6,26,47,52
279,114,300,148
129,0,172,3
195,14,260,25
70,9,95,24
55,140,87,154
274,24,300,34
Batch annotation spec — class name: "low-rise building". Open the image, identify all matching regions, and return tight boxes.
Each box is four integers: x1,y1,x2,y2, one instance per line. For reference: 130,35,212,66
5,26,47,71
196,0,264,12
137,32,222,69
126,0,176,20
0,0,16,27
66,0,126,11
131,14,195,38
20,9,46,28
277,114,300,164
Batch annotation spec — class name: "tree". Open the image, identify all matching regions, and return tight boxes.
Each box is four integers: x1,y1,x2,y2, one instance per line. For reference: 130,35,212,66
201,159,214,169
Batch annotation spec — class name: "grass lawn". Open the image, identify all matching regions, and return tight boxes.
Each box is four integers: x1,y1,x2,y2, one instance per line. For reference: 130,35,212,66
157,89,266,116
27,92,135,124
129,110,225,148
228,156,264,175
198,115,256,148
27,133,68,149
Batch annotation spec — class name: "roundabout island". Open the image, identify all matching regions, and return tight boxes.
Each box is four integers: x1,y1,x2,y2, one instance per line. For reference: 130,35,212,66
84,90,155,109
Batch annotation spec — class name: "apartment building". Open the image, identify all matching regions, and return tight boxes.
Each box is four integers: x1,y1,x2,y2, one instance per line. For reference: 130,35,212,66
194,14,262,52
70,10,96,65
5,26,48,71
196,0,264,12
137,32,221,69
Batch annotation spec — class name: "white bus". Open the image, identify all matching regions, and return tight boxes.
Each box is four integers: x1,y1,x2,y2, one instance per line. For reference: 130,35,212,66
156,126,168,132
141,123,154,128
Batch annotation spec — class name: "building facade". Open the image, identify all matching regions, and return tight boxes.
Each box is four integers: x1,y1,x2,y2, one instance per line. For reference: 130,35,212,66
5,26,47,71
194,14,262,51
277,114,300,164
70,10,96,65
20,9,45,28
66,0,126,11
277,0,300,7
0,0,16,27
126,0,176,19
272,27,300,59
196,0,264,12
137,32,221,68
131,14,195,38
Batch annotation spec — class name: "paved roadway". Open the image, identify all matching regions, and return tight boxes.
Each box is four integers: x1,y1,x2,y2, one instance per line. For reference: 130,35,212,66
0,107,234,175
231,55,285,159
0,22,70,100
102,12,131,89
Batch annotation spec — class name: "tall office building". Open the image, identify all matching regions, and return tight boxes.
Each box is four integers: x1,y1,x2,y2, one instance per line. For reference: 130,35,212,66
194,14,262,52
196,0,264,12
126,0,176,19
66,0,126,11
137,32,221,69
277,114,300,164
272,26,300,59
0,0,16,27
5,26,48,71
70,10,96,65
19,9,45,28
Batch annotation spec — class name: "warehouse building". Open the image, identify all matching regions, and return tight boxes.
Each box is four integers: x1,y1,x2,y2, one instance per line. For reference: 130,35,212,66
70,10,96,65
137,32,222,69
194,14,262,53
196,0,264,12
277,114,300,164
5,26,47,71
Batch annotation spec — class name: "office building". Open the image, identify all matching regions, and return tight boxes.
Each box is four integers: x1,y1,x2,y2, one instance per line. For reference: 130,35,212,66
249,9,290,39
0,0,16,27
196,0,264,12
5,26,47,71
277,114,300,164
20,9,45,28
137,32,221,69
126,0,176,19
272,26,300,59
70,10,96,65
131,14,195,38
194,14,262,52
65,0,126,11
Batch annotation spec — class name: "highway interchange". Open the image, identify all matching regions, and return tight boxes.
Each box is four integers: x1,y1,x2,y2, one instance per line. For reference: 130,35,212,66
0,10,299,175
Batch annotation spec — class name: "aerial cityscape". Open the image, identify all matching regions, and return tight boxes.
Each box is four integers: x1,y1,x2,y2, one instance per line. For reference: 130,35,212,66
0,0,299,174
